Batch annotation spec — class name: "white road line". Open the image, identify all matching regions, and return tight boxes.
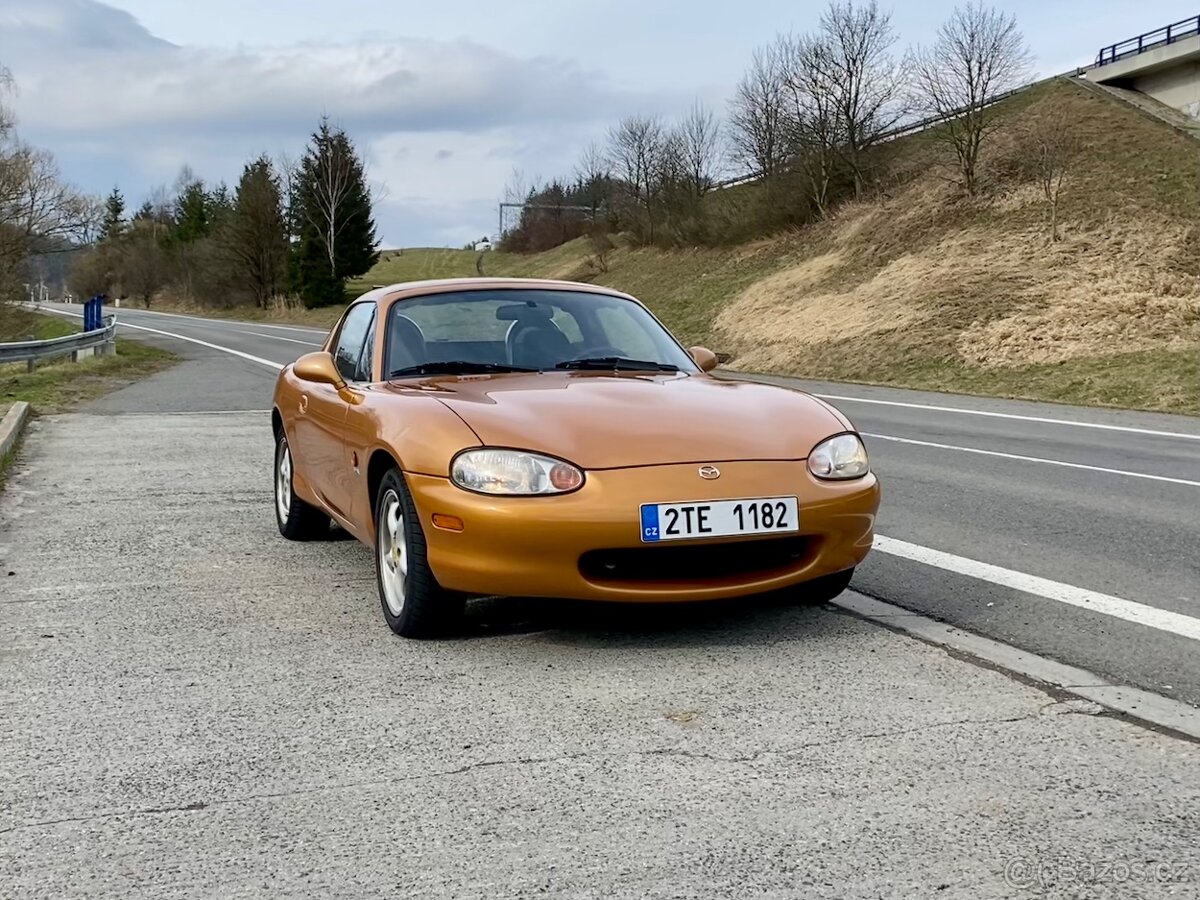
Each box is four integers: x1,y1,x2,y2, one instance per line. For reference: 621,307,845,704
864,432,1200,488
44,308,285,371
50,304,330,335
235,330,323,346
873,535,1200,642
818,393,1200,441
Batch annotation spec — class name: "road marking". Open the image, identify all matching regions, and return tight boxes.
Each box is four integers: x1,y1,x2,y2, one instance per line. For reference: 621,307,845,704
46,304,330,335
44,308,285,371
873,535,1200,642
864,432,1200,488
817,393,1200,441
235,330,323,346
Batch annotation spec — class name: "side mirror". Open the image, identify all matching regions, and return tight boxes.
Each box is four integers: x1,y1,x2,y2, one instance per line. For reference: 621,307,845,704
293,351,346,389
688,346,719,373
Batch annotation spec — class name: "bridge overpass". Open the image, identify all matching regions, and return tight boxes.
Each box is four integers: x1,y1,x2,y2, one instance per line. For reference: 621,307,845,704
1085,14,1200,120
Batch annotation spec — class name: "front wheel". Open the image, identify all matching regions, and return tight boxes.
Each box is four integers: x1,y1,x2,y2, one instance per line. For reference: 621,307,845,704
275,430,330,540
797,568,855,605
375,468,464,638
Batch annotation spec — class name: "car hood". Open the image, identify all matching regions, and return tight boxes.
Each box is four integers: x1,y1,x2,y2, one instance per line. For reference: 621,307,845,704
392,372,849,470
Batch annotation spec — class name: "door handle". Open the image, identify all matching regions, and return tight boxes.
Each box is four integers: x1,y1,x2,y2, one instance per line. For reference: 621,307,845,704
298,395,309,414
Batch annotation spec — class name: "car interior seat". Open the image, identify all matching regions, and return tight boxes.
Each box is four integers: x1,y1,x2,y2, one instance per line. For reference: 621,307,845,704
388,315,426,372
506,316,572,369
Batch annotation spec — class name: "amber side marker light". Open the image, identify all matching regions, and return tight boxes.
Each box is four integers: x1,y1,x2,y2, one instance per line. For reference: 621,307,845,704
432,514,465,532
550,463,583,492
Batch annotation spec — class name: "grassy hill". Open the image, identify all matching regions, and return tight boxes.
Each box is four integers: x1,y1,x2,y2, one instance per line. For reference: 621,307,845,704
346,79,1197,415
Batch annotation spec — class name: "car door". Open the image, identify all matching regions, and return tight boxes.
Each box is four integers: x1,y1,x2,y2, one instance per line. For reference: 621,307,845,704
291,302,375,521
341,310,381,532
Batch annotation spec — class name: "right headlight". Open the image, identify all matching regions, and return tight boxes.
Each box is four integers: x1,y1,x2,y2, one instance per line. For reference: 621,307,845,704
808,433,869,480
450,448,584,495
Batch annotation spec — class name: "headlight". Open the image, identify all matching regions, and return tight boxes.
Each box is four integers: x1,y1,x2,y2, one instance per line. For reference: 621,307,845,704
451,449,584,495
808,433,869,480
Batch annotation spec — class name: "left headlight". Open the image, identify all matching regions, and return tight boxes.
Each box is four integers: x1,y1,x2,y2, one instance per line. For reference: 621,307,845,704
808,433,870,480
450,449,585,495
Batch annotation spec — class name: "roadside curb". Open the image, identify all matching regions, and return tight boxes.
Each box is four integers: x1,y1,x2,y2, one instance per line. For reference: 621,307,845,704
0,401,31,461
835,591,1200,743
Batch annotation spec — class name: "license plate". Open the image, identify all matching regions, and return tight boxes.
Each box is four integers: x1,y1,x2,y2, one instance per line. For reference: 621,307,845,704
639,497,799,543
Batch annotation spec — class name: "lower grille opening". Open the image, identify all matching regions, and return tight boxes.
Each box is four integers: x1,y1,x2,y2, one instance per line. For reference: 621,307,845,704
579,536,812,584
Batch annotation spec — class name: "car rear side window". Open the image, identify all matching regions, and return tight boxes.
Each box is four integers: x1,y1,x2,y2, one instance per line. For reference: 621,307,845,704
334,303,376,382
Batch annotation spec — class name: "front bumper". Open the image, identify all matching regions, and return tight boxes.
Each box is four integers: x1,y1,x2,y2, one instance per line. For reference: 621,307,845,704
406,460,879,602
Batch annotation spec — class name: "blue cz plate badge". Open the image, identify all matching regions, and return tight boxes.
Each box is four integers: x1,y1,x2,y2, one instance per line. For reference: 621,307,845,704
640,497,800,543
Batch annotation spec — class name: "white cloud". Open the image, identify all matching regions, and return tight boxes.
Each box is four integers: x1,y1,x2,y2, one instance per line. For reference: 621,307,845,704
3,0,675,246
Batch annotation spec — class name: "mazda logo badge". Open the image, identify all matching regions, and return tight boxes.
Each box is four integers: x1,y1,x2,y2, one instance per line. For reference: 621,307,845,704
698,465,721,480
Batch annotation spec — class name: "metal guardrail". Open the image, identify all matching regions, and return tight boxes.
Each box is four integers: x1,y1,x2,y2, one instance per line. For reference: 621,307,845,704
1096,14,1200,66
0,315,117,370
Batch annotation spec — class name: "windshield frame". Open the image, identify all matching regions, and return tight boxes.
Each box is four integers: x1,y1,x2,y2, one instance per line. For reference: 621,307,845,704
381,286,701,380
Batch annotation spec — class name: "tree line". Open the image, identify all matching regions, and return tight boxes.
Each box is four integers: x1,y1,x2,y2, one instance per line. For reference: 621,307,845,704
71,119,379,310
502,1,1048,253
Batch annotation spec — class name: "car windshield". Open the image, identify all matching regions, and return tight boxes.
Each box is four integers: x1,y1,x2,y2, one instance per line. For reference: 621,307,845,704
384,288,699,378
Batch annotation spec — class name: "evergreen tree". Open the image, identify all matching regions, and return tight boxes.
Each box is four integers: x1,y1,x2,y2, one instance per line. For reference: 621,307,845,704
100,187,126,241
173,178,211,244
223,156,289,308
291,119,379,307
208,181,234,229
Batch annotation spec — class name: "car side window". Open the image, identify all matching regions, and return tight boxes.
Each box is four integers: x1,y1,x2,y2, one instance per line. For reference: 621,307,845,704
355,314,376,382
334,304,376,382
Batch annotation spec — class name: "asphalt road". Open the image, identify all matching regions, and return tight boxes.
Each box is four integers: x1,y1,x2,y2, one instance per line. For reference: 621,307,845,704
60,303,1200,707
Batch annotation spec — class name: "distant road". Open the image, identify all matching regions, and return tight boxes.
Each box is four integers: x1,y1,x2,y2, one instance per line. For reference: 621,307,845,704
43,302,1200,707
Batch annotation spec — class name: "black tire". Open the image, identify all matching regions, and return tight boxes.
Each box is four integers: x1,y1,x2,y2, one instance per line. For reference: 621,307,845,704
274,430,330,541
374,467,464,638
797,567,855,605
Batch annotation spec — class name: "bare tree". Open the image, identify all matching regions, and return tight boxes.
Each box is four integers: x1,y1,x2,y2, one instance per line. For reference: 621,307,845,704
1021,111,1082,242
574,141,612,214
607,114,668,242
909,3,1033,196
503,166,531,204
674,101,724,198
119,221,169,307
0,146,96,243
727,43,792,180
821,0,906,196
780,34,842,217
0,65,14,140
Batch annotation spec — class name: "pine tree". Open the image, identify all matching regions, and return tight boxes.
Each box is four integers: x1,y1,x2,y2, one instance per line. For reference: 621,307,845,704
173,178,211,244
222,156,289,308
101,187,126,241
291,118,379,307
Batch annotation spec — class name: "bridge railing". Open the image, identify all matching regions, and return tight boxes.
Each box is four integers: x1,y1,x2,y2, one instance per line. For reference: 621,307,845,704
1096,15,1200,66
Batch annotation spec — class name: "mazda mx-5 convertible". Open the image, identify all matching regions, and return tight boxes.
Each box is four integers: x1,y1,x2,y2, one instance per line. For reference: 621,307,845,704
271,278,880,638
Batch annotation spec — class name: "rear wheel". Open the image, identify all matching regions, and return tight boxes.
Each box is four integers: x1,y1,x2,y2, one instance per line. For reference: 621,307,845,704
797,568,855,605
274,430,330,540
375,467,464,638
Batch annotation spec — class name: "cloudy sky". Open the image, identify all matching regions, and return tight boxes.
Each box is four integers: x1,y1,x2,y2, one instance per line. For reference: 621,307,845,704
2,0,1195,247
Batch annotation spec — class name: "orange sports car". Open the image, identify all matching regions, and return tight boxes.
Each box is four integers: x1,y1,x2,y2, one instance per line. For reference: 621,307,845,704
271,278,880,638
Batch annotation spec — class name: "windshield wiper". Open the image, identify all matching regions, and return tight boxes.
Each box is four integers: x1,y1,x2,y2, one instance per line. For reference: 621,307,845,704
555,356,680,372
388,361,539,378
